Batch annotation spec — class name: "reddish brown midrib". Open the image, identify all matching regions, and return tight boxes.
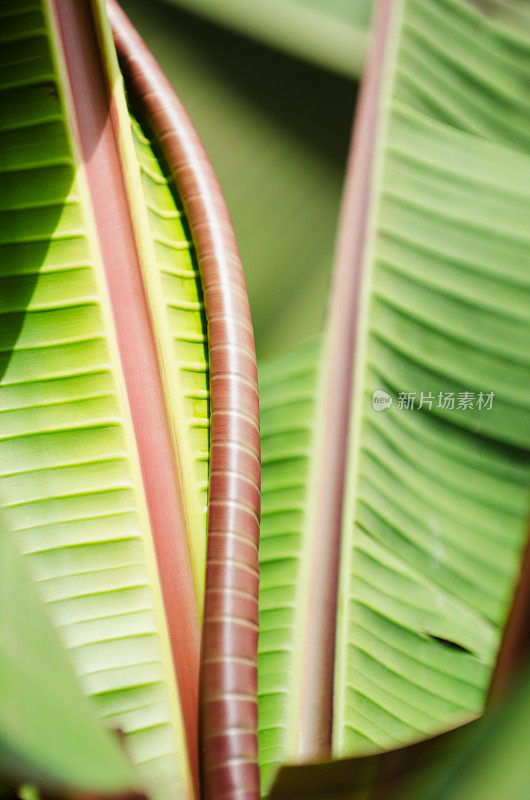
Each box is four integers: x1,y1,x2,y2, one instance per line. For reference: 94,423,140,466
107,4,262,800
489,527,530,705
50,1,200,795
296,0,396,759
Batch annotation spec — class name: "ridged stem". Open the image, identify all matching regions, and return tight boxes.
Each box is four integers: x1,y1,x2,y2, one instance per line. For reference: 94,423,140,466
107,5,261,799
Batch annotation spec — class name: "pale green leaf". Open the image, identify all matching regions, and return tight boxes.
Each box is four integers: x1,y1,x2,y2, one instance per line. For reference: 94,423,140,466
268,666,530,799
0,516,138,796
334,0,530,756
0,3,199,797
400,669,530,800
258,339,322,795
128,112,209,604
257,0,530,791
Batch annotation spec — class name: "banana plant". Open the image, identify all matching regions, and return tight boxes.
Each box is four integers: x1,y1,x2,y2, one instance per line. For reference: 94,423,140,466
3,2,530,800
0,2,260,800
257,0,530,793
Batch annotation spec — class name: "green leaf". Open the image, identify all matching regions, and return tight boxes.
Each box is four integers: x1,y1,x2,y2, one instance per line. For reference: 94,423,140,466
154,0,372,78
334,0,530,756
267,722,471,799
0,516,139,797
119,0,355,359
256,0,530,790
0,2,205,797
127,111,210,606
268,663,530,799
258,338,323,795
398,669,530,800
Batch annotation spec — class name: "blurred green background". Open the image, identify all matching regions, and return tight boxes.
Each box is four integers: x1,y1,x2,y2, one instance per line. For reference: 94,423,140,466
121,0,362,358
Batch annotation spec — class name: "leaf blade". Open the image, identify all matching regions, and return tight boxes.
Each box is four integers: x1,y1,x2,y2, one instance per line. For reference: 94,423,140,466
256,0,530,789
333,0,530,757
258,339,323,795
0,516,140,797
128,114,210,605
0,2,198,796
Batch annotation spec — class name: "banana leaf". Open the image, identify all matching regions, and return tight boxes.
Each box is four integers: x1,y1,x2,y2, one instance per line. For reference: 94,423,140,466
0,3,261,800
269,657,530,800
489,534,530,701
258,338,323,793
268,672,530,800
394,672,530,800
256,0,530,793
154,0,373,78
266,524,530,799
268,721,472,800
0,515,140,798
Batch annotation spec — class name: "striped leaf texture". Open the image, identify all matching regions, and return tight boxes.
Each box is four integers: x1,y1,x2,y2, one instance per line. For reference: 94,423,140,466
257,339,322,795
0,2,212,798
268,722,471,800
333,0,530,755
269,666,530,800
256,0,530,792
0,516,139,798
394,670,530,800
128,113,210,602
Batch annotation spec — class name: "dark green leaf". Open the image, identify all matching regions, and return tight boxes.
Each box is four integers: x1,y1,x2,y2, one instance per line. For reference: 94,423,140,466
155,0,372,78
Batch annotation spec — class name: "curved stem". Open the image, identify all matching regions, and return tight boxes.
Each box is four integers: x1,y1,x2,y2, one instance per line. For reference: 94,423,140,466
107,4,262,799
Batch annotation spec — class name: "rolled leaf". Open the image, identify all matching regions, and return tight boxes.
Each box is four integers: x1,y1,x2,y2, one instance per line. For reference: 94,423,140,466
119,0,355,360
